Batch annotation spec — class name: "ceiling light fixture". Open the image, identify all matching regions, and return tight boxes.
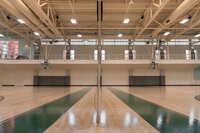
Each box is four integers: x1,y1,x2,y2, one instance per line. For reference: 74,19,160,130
77,34,82,38
71,18,77,24
195,34,200,38
123,18,130,24
17,19,25,24
0,34,4,37
129,0,134,5
118,33,123,37
180,16,192,24
180,18,189,24
163,32,170,36
34,32,40,36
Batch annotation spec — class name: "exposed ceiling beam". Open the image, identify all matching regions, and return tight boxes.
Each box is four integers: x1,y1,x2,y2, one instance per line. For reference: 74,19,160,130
62,34,198,39
134,0,170,39
13,27,200,30
171,8,200,39
0,0,200,40
169,16,200,39
6,0,53,37
0,20,30,41
151,0,200,37
0,0,45,38
22,0,64,39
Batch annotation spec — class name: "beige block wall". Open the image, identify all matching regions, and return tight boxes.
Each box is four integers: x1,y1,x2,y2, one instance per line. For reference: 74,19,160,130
0,65,35,86
0,70,3,86
165,69,193,85
162,65,194,85
70,65,97,85
102,65,129,85
38,65,98,85
0,64,199,86
39,65,67,76
0,64,98,86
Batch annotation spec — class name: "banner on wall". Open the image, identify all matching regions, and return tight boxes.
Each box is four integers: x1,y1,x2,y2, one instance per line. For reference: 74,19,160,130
0,41,19,59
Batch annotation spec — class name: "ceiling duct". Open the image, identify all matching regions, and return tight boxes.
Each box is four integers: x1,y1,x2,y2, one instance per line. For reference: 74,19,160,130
6,0,53,38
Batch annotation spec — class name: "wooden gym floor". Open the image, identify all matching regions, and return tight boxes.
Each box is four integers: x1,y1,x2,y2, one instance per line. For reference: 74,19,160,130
0,86,200,133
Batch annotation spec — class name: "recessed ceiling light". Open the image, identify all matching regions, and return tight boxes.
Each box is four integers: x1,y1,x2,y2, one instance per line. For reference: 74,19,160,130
34,32,40,36
180,18,189,24
0,34,4,37
71,18,77,24
163,32,170,36
123,18,130,24
195,34,200,38
17,19,25,24
77,34,82,38
33,42,38,45
118,33,123,37
129,0,134,5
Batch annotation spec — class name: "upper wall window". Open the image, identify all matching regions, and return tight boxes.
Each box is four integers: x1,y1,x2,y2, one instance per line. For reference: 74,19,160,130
168,39,189,45
0,41,19,59
71,39,96,45
103,39,128,45
94,50,105,60
40,38,194,46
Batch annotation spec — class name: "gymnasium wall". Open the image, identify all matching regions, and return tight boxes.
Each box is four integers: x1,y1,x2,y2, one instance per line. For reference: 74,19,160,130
0,64,199,86
38,65,98,85
0,70,3,86
0,65,35,86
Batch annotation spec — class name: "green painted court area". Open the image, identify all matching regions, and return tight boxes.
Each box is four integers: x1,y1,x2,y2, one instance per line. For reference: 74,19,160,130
109,88,200,133
0,88,90,133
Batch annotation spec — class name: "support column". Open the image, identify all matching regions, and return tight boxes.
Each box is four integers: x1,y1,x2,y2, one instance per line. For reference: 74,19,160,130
45,42,48,61
29,41,32,60
63,39,67,60
128,39,133,60
97,0,102,124
151,39,154,60
66,39,71,60
167,42,170,60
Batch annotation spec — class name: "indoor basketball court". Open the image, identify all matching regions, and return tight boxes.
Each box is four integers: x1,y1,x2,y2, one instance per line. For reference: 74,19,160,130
0,0,200,133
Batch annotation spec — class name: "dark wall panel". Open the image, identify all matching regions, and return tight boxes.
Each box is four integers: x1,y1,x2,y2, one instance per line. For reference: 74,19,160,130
129,76,165,86
34,76,70,86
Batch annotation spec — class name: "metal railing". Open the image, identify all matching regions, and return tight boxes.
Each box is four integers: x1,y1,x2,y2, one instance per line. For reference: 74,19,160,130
0,53,200,61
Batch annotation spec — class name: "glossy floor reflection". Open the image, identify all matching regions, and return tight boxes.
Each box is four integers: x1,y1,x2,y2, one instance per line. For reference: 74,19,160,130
0,88,90,133
109,88,200,133
116,86,200,121
1,86,200,133
45,88,158,133
0,86,83,122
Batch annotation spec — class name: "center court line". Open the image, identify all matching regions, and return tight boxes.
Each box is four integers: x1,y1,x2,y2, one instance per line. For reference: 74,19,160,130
0,88,91,133
108,88,200,133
